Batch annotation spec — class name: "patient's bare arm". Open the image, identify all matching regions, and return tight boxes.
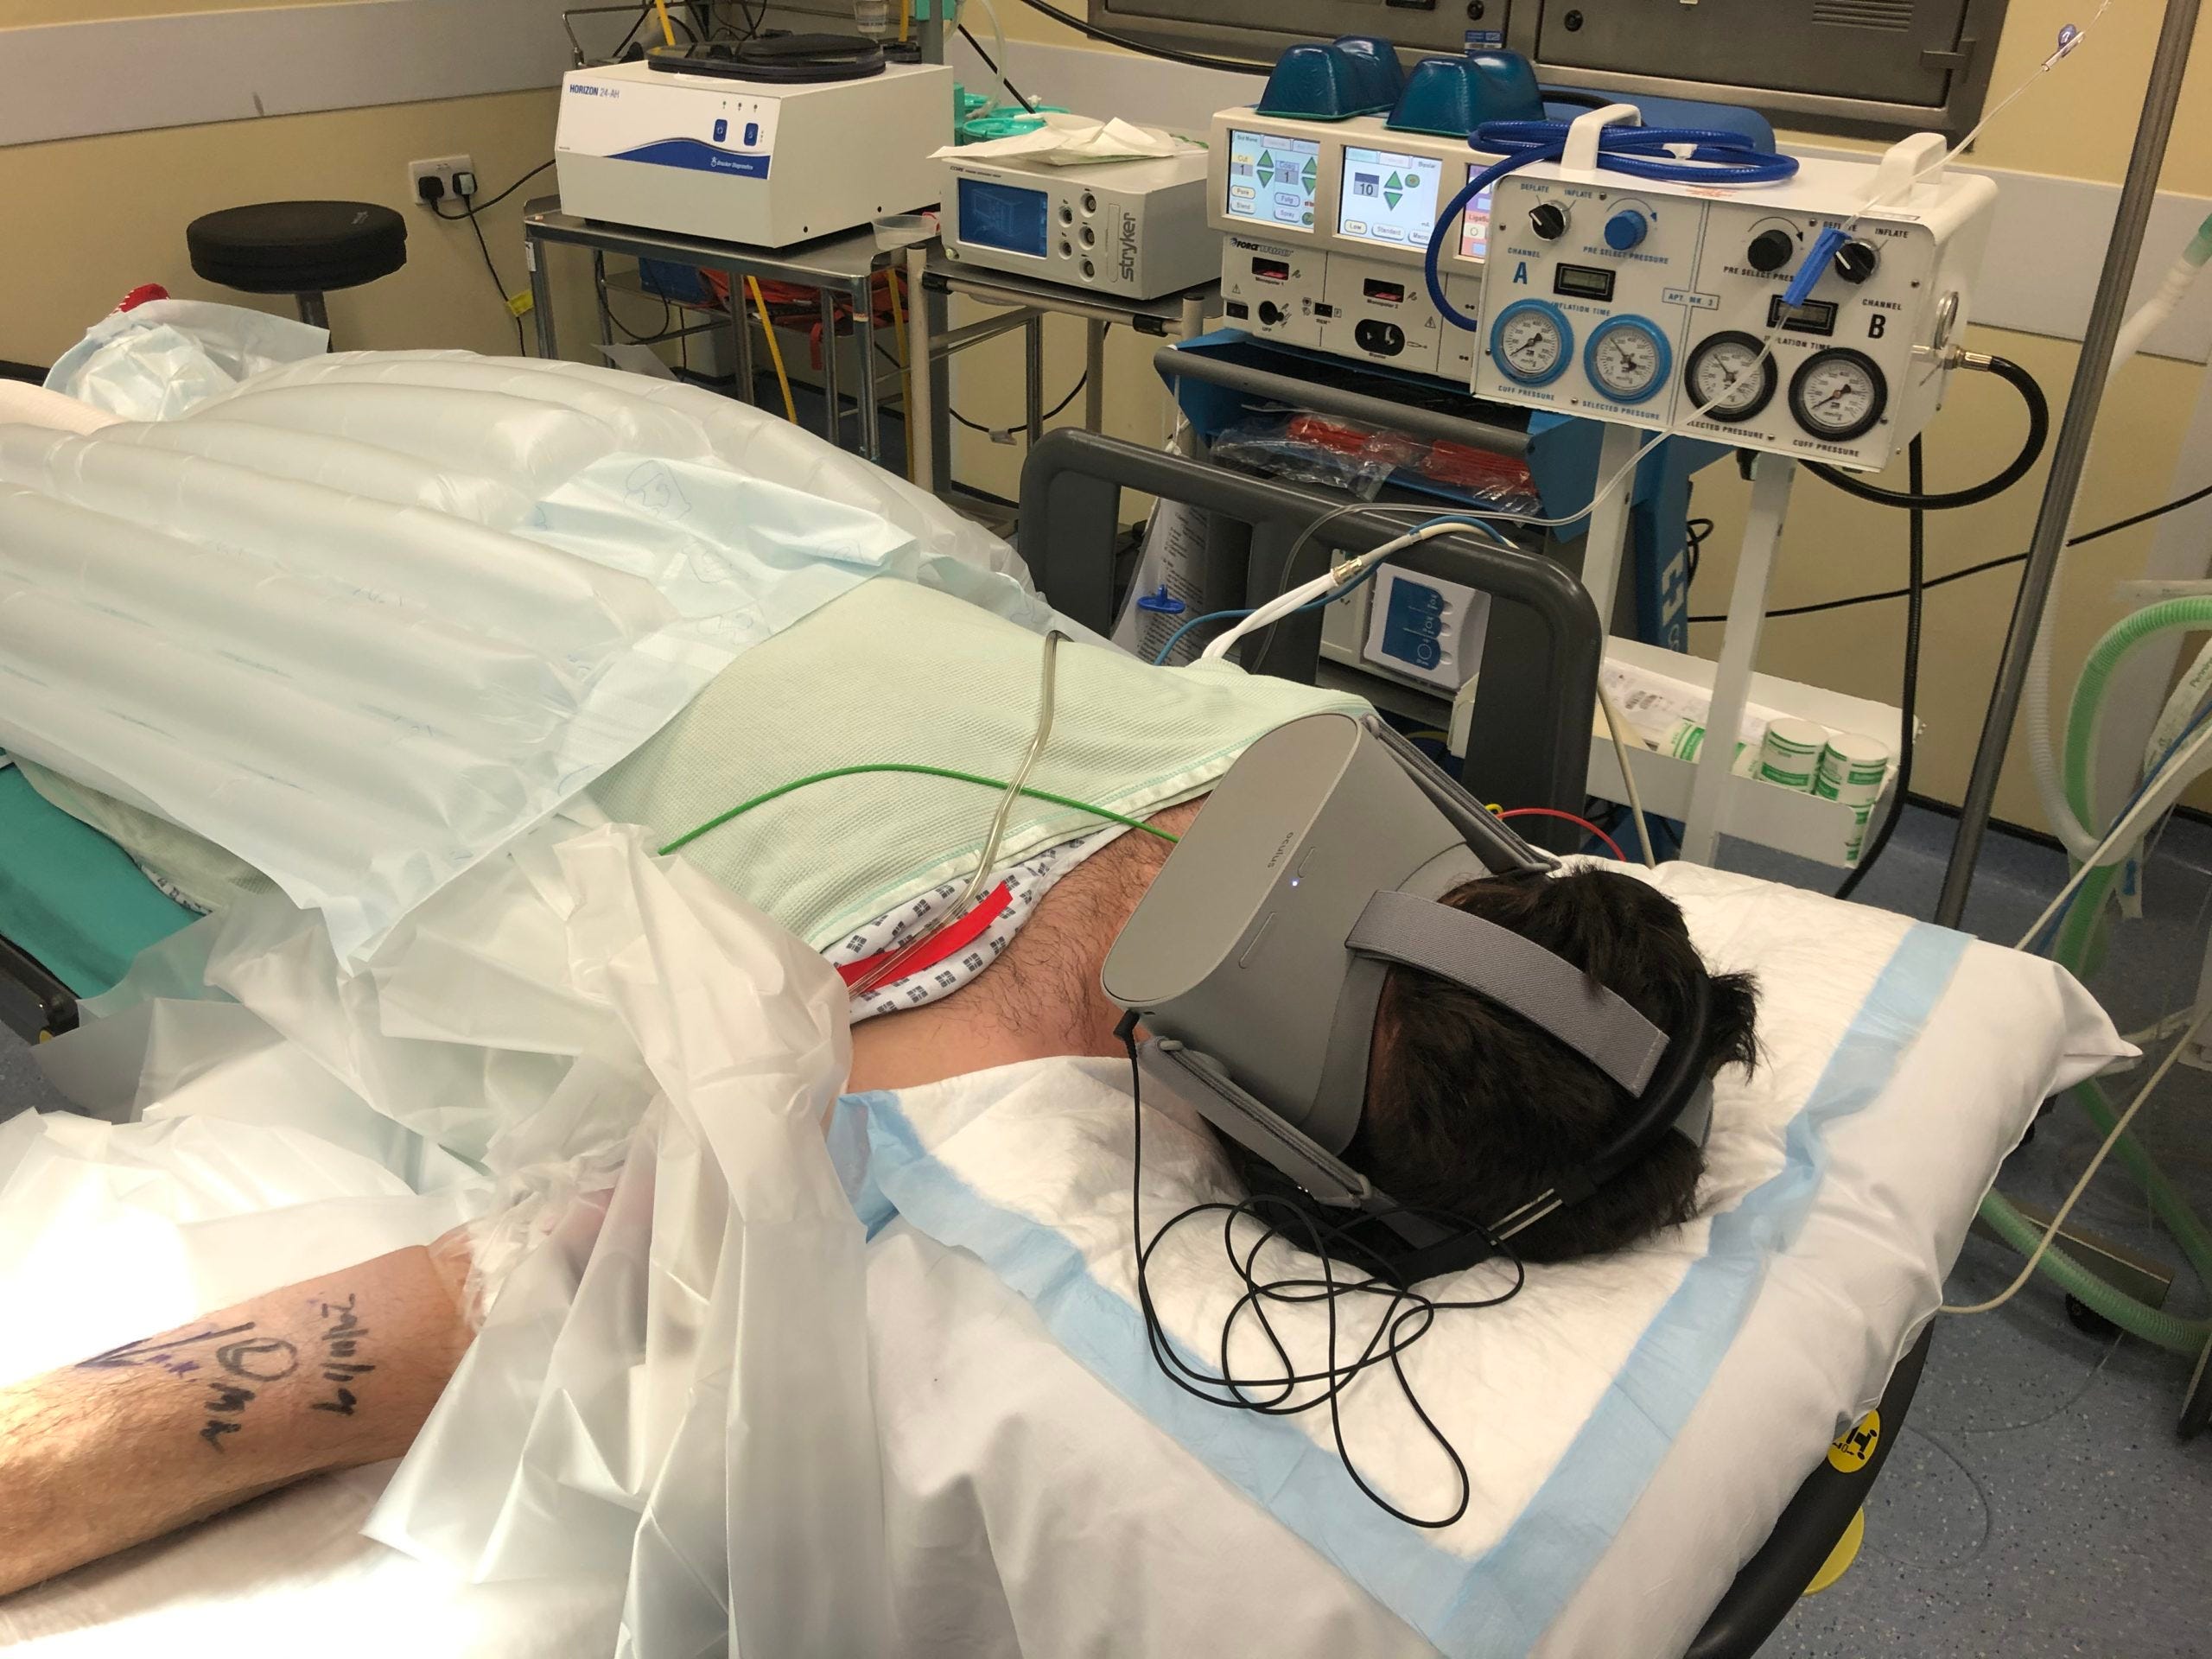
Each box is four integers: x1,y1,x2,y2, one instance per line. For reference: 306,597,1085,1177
0,1236,474,1599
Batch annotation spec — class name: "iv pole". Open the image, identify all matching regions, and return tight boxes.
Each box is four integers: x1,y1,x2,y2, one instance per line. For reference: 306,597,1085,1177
1936,0,2202,927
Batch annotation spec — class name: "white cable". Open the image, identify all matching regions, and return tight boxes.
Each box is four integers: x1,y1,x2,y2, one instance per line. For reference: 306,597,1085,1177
853,628,1063,993
959,0,1013,115
1198,522,1462,661
1194,420,1711,635
2006,8,2178,861
2016,713,2212,950
2122,1007,2201,1046
1942,1001,2210,1317
2115,651,2212,909
1594,681,1658,868
1837,1,2113,242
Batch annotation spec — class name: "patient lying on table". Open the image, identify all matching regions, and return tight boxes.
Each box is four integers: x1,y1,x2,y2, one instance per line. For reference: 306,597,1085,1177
0,578,1757,1599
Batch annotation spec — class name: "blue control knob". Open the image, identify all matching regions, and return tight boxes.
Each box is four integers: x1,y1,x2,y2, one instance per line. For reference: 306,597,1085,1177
1604,209,1649,252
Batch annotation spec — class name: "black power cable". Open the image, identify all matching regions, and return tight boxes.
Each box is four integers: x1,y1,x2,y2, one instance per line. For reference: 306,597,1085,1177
1834,437,1924,902
949,325,1107,436
1684,516,1713,593
1803,355,2049,512
958,22,1038,112
1014,0,1271,73
1688,480,2212,626
1117,1014,1524,1531
435,194,528,353
457,158,554,214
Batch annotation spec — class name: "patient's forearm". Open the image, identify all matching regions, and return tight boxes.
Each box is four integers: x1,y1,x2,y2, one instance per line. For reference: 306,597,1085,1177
0,1240,474,1599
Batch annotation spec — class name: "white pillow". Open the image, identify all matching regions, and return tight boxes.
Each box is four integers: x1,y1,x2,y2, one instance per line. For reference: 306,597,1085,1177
846,863,2128,1657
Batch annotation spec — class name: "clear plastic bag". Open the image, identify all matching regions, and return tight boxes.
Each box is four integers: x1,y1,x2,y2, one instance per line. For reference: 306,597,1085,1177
42,298,329,420
1212,411,1545,517
362,827,890,1656
29,823,892,1656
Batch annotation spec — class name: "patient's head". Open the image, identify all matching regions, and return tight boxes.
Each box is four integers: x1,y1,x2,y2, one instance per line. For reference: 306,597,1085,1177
1344,867,1758,1264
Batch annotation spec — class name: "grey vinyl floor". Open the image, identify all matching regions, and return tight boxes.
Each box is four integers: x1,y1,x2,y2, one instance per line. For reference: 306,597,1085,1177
1723,809,2212,1659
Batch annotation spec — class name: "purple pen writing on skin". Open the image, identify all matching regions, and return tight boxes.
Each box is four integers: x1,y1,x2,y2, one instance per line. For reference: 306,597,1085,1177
77,1322,257,1370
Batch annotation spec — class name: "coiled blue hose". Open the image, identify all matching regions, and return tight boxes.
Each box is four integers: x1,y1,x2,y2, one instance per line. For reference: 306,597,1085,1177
1423,120,1802,334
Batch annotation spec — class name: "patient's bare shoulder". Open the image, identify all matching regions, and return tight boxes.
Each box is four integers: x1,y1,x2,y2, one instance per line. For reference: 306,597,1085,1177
842,799,1204,1094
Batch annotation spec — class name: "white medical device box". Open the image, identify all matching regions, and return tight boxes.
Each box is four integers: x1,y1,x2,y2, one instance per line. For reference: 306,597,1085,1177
555,59,953,248
1206,105,1492,379
1471,135,1996,472
1359,567,1492,692
940,149,1215,299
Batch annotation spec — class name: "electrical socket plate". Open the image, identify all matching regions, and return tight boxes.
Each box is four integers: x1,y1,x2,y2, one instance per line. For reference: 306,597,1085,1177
407,154,476,205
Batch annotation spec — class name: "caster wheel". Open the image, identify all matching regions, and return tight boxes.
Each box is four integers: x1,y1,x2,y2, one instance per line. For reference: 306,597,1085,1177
2181,1341,2212,1441
2065,1295,2120,1339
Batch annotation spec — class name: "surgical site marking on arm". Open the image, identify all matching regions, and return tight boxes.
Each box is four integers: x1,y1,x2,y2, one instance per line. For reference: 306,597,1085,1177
78,1297,374,1450
198,1335,300,1450
308,1294,378,1417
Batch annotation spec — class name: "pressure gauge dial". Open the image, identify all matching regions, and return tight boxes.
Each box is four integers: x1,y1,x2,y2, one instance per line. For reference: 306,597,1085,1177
1584,315,1671,405
1789,348,1888,442
1489,299,1573,388
1685,330,1777,424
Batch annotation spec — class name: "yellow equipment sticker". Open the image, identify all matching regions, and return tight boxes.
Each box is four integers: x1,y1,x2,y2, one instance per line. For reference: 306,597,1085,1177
506,289,535,319
1827,1409,1880,1473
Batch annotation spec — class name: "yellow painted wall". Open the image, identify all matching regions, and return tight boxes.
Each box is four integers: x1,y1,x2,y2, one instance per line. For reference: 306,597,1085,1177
0,86,594,366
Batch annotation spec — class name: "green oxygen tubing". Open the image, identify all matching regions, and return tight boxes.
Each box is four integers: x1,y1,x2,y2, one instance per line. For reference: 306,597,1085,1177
1977,213,2212,1364
1986,604,2212,1357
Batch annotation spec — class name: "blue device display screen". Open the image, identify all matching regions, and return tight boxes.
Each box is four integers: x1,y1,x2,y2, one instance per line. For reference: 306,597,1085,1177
957,177,1050,258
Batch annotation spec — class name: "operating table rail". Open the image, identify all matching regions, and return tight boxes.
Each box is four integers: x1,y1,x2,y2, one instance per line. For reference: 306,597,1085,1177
1017,429,1601,841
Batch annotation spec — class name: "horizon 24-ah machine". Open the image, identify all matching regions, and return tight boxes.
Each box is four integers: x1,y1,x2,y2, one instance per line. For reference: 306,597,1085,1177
555,49,952,248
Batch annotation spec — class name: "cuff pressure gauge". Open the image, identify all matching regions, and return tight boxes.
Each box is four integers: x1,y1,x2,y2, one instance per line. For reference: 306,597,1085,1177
1489,299,1573,388
1789,348,1888,442
1584,315,1670,405
1685,330,1777,423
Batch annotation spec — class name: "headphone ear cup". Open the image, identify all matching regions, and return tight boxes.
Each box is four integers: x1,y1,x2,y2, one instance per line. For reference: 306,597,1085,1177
1220,1147,1445,1287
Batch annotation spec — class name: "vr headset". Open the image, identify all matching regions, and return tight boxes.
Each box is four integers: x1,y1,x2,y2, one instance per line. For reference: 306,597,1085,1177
1101,712,1714,1281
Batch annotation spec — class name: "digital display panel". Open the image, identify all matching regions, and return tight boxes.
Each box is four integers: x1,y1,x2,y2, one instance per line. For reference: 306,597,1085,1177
1769,296,1839,335
1554,264,1617,302
1226,129,1320,232
957,177,1050,259
1459,175,1497,260
1335,146,1441,249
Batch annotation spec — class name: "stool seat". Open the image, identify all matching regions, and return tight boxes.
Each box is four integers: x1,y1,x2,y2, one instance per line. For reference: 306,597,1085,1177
186,201,407,296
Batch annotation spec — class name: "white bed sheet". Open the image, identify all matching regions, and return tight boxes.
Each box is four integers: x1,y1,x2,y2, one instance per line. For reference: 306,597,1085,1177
0,861,2123,1657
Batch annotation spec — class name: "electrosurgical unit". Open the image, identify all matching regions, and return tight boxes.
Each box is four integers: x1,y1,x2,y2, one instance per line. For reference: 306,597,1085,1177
939,149,1216,298
554,55,954,247
1206,51,1541,378
1211,113,1499,378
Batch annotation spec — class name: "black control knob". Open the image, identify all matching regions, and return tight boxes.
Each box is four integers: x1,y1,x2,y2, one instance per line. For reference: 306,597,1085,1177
1833,239,1879,283
1529,201,1570,241
1746,227,1796,273
1256,300,1285,327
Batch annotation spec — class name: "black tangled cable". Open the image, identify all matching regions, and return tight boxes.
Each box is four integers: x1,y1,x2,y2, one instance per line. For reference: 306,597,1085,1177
1118,1014,1527,1529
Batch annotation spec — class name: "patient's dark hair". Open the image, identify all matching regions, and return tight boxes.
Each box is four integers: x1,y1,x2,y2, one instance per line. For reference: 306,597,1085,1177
1344,868,1758,1264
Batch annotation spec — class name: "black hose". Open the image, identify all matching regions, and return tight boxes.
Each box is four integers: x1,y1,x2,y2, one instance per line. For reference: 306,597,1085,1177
1834,436,1924,902
1805,355,2048,512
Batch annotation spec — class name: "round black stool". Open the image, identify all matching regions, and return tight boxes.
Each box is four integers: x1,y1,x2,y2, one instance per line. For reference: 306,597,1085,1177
185,201,407,334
